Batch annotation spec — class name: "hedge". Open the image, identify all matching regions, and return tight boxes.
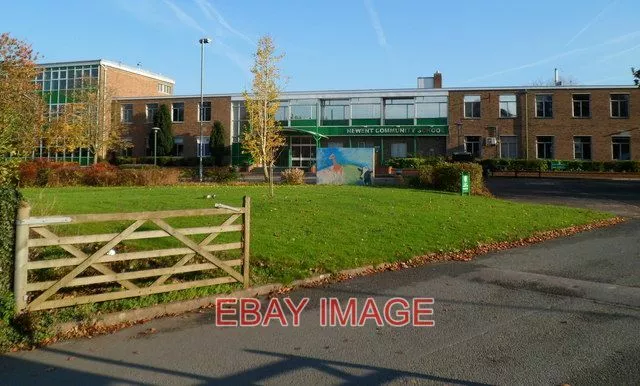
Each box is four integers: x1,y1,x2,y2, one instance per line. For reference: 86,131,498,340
480,159,640,172
114,156,218,167
0,187,20,296
18,160,181,187
386,156,445,169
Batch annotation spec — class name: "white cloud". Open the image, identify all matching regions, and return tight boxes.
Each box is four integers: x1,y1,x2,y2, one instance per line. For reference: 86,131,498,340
565,0,617,47
194,0,254,45
364,0,388,48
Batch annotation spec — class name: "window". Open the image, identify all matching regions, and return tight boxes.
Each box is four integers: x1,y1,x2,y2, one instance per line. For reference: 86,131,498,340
158,83,172,94
173,136,184,157
384,98,414,121
172,102,184,122
415,96,448,118
146,103,158,123
536,136,554,159
573,94,590,118
611,94,629,118
198,101,211,122
390,143,408,158
197,136,211,157
327,142,343,148
612,137,630,160
275,102,289,124
321,99,349,124
232,103,247,143
121,104,133,123
536,95,553,118
351,98,381,120
499,95,517,118
500,136,518,159
290,99,317,120
464,136,481,157
574,136,592,160
464,95,481,118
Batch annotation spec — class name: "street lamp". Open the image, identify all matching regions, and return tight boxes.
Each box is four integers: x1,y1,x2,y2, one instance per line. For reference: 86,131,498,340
199,37,211,182
455,120,463,151
152,127,161,166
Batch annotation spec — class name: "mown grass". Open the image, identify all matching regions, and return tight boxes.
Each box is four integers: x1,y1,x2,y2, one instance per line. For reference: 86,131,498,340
0,184,613,351
22,185,613,283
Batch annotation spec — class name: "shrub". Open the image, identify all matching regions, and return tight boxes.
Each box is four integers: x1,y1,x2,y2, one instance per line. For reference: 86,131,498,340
81,163,120,186
417,164,435,186
432,162,485,195
281,168,305,185
203,167,238,183
128,167,181,186
0,159,20,187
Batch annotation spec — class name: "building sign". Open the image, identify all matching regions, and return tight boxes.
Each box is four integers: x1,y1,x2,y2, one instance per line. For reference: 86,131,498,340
315,126,448,137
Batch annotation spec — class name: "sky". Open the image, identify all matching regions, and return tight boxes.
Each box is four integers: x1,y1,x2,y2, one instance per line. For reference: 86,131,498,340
1,0,638,94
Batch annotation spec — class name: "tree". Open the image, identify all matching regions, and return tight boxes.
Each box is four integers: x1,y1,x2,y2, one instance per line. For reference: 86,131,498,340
530,75,580,87
53,85,129,164
209,120,226,166
632,67,640,86
0,33,46,156
242,35,286,196
153,104,173,156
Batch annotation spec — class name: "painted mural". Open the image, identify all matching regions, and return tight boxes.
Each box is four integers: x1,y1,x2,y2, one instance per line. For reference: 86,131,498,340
316,148,375,185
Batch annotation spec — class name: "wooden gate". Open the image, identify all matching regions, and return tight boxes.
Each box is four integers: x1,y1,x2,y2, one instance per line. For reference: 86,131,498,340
13,197,250,312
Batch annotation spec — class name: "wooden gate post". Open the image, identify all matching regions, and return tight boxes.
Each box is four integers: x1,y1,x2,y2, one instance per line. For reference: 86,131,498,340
14,203,31,313
242,196,251,288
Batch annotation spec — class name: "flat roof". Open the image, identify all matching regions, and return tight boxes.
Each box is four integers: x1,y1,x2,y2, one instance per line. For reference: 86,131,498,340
37,59,175,84
116,83,637,102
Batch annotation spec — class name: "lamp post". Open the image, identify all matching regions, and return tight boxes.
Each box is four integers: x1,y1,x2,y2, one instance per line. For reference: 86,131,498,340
152,127,160,166
455,120,463,152
199,37,211,182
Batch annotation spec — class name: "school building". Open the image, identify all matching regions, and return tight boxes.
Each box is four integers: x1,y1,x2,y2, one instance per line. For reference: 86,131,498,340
115,70,640,167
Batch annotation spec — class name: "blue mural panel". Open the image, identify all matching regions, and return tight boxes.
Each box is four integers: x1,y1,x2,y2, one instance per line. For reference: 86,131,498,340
316,148,375,185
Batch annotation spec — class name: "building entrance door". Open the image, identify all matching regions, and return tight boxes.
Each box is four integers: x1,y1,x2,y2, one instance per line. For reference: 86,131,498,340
290,136,316,168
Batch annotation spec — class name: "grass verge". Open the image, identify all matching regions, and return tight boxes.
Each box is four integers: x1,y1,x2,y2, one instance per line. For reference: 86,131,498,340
0,184,616,351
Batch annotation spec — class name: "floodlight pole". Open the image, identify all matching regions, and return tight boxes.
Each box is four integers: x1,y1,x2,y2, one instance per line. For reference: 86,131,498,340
152,127,161,166
199,37,211,182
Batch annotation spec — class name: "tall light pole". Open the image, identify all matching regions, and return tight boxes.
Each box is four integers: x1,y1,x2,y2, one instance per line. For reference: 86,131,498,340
152,127,161,166
199,37,211,182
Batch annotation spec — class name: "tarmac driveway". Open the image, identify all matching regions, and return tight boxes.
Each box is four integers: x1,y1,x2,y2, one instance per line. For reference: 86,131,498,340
486,177,640,218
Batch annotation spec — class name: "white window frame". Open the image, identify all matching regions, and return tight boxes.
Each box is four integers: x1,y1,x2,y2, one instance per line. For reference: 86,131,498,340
499,94,517,118
120,104,133,124
536,136,554,159
145,103,159,123
572,94,591,118
499,136,518,159
610,94,630,118
463,95,481,118
196,136,211,157
464,136,482,157
171,102,184,123
197,101,212,122
573,136,592,160
612,136,631,160
535,94,553,118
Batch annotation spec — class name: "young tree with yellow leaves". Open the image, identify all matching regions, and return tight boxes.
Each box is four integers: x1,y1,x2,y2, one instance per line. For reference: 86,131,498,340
0,33,46,156
242,35,286,196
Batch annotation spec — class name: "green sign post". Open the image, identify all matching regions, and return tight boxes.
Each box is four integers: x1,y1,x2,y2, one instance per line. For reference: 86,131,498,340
461,172,470,196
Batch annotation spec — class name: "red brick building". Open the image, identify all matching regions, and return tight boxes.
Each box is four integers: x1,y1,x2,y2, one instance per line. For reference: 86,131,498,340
117,72,639,165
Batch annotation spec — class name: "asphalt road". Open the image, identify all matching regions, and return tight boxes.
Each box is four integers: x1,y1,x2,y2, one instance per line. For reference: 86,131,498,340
486,177,640,218
2,178,639,385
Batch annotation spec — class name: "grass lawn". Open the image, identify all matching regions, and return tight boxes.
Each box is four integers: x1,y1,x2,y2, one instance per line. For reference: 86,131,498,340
0,184,614,351
22,184,613,284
